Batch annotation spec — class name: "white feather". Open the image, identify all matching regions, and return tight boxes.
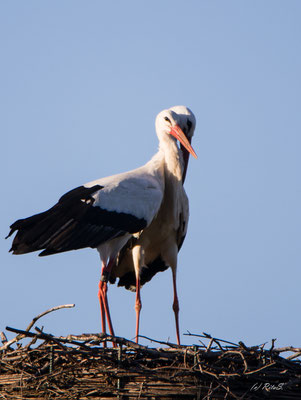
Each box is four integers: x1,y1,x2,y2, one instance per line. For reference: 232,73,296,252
85,151,165,225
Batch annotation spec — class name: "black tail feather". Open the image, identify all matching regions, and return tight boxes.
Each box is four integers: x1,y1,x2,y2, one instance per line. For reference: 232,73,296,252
116,256,169,291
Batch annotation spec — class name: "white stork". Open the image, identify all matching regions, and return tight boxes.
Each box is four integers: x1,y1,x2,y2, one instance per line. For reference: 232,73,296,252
7,105,197,345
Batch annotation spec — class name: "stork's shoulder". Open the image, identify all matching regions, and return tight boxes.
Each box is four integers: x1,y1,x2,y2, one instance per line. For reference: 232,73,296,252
84,154,165,225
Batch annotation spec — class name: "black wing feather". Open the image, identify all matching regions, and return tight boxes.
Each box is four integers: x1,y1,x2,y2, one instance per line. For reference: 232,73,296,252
7,184,147,256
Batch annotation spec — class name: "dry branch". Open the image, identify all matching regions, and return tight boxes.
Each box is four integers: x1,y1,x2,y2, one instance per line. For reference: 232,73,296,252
0,304,75,351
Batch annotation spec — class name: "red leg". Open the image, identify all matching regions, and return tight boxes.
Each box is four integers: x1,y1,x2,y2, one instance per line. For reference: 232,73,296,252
135,275,142,343
132,245,143,343
172,269,181,345
98,263,108,347
101,281,116,337
98,280,106,335
98,258,117,348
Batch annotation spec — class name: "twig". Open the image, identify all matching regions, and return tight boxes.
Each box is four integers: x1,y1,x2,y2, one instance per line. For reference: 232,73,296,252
184,331,238,347
25,304,75,332
137,335,179,348
274,346,301,353
206,338,214,352
1,331,8,345
244,361,276,375
238,341,250,352
269,338,277,352
286,351,301,361
0,304,75,351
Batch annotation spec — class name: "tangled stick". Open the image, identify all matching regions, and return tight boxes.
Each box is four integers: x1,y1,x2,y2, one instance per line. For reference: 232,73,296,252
0,303,75,351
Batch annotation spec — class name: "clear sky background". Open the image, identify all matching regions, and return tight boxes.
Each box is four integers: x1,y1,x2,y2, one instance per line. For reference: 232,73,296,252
1,1,300,349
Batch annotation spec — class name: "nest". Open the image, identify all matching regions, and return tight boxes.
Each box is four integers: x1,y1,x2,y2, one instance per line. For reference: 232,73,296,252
1,305,301,399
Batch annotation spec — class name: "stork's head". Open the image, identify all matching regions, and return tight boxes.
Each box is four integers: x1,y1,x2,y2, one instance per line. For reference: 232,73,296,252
156,106,197,182
155,106,197,157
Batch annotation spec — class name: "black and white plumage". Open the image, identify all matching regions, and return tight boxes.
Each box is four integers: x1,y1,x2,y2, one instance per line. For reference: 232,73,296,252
7,184,146,256
7,105,197,345
108,106,196,344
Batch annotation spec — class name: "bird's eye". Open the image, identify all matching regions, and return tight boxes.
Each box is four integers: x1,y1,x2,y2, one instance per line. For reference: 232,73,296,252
164,116,171,123
187,119,192,131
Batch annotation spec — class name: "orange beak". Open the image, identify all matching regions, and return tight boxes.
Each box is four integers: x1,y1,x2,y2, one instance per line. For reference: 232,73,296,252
170,125,197,159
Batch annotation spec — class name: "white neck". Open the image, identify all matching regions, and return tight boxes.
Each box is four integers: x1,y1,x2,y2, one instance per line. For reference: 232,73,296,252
159,135,184,181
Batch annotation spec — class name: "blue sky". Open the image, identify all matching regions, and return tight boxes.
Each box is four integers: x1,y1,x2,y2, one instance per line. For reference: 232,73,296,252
1,1,300,349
